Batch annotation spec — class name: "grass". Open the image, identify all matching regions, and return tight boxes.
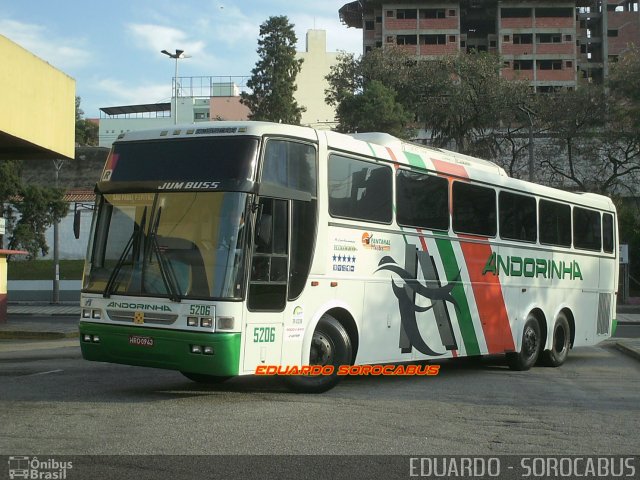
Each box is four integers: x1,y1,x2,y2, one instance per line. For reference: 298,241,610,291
7,259,85,280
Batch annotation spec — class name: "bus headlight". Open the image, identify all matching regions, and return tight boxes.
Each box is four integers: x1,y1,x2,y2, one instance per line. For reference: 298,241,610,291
91,309,102,319
216,316,235,331
187,317,198,327
82,309,91,318
190,345,202,354
200,317,213,328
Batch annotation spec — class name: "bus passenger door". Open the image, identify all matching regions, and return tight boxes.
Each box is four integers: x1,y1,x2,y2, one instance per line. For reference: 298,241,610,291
242,197,287,373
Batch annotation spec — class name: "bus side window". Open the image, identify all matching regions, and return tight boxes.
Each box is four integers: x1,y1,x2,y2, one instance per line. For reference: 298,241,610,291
603,213,614,253
573,207,601,251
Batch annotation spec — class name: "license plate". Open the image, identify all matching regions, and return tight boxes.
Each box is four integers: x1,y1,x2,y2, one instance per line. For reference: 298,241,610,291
128,335,154,347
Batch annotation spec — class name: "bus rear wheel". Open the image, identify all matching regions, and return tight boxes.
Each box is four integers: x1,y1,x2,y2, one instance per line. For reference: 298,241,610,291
541,313,570,367
284,314,352,394
180,372,231,384
507,315,542,371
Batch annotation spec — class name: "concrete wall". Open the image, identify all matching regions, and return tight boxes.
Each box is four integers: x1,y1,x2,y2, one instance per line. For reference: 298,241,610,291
0,35,75,160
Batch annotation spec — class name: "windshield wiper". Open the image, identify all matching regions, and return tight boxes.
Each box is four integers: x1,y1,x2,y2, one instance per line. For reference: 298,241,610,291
146,206,182,302
103,207,148,298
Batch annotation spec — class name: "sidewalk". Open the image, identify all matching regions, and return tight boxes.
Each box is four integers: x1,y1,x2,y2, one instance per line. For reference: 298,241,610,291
0,302,639,361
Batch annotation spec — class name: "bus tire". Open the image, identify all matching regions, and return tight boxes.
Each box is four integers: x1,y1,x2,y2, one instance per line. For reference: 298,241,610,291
180,372,231,384
541,313,570,367
507,314,542,371
284,315,352,394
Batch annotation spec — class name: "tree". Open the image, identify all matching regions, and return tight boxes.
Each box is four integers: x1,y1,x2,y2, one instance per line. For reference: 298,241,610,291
241,16,305,124
75,97,98,146
335,80,413,137
0,161,67,259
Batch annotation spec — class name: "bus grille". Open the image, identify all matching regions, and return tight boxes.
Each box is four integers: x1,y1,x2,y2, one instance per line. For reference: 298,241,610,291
106,310,178,325
597,293,611,335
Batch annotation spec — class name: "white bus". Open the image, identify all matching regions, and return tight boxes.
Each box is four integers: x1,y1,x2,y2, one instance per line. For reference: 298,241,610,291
79,121,618,392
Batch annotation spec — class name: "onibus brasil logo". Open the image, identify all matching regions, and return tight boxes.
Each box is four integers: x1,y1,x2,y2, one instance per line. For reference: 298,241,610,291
8,456,72,479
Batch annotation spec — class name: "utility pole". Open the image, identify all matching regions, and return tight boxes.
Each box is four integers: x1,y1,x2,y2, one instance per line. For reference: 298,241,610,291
52,159,64,304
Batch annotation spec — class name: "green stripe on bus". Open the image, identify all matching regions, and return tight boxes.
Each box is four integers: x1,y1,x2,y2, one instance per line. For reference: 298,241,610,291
366,143,377,157
434,236,481,356
403,151,426,169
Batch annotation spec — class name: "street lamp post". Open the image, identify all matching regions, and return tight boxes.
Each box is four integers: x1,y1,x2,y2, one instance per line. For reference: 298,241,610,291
161,49,189,125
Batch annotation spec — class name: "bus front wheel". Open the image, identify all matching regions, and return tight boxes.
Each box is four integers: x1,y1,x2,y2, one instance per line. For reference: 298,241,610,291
541,313,570,367
284,314,353,394
507,315,542,371
180,372,231,384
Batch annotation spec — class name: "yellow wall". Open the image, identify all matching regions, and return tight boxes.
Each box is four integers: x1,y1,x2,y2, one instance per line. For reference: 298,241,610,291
0,34,75,159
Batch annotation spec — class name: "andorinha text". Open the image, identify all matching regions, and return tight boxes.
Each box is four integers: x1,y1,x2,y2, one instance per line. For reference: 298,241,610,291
254,365,440,376
483,253,583,280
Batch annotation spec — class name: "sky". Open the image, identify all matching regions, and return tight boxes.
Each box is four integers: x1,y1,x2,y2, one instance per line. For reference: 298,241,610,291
1,1,362,118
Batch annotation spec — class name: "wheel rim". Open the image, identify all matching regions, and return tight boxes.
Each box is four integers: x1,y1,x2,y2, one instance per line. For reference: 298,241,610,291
310,332,333,366
523,325,539,358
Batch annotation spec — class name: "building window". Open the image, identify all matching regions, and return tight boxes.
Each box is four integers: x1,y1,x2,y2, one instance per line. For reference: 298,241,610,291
420,8,446,19
397,9,417,19
539,60,563,70
397,35,417,45
365,46,372,53
421,34,447,45
513,33,533,44
566,61,573,68
450,35,457,43
386,36,394,43
490,40,497,47
504,61,511,68
513,60,534,70
449,9,456,17
386,10,394,18
376,16,382,23
565,34,572,42
365,20,374,30
536,8,573,17
503,35,510,42
608,29,619,37
501,8,531,18
375,41,382,48
538,33,562,43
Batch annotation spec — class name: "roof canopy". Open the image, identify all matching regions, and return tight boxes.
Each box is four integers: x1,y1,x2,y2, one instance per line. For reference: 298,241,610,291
100,103,171,116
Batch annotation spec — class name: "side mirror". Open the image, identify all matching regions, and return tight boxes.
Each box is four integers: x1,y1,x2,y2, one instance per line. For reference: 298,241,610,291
73,209,81,239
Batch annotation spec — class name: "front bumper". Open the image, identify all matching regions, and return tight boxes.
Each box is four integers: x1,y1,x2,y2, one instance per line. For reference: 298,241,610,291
79,322,241,376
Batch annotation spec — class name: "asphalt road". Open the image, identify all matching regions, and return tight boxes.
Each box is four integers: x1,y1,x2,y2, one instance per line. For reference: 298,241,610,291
0,338,638,459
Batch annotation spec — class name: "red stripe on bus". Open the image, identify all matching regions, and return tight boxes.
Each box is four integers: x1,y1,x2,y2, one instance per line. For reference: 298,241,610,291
431,158,468,179
385,147,398,163
416,228,428,251
459,238,515,354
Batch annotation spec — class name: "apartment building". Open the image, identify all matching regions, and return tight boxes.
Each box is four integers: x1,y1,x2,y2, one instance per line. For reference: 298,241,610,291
340,0,639,91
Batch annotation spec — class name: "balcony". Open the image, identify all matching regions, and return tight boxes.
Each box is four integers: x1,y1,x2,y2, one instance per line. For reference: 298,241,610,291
501,18,534,28
501,44,534,55
535,17,575,28
537,69,575,81
385,19,418,30
418,18,458,30
502,68,534,81
536,43,575,55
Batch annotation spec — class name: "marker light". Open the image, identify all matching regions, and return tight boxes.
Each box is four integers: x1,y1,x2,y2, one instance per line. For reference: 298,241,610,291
200,317,213,328
83,334,92,342
203,346,214,355
216,316,235,331
92,310,102,319
187,317,198,327
92,335,101,343
191,345,202,354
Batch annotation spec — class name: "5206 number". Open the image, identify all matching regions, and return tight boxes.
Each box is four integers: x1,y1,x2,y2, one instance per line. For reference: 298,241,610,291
253,327,276,343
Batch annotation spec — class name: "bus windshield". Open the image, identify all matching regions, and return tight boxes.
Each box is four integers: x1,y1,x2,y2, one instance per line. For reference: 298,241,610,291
84,191,249,301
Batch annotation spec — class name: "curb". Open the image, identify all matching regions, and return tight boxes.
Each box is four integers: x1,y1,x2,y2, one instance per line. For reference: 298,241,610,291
615,341,640,362
0,331,79,340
